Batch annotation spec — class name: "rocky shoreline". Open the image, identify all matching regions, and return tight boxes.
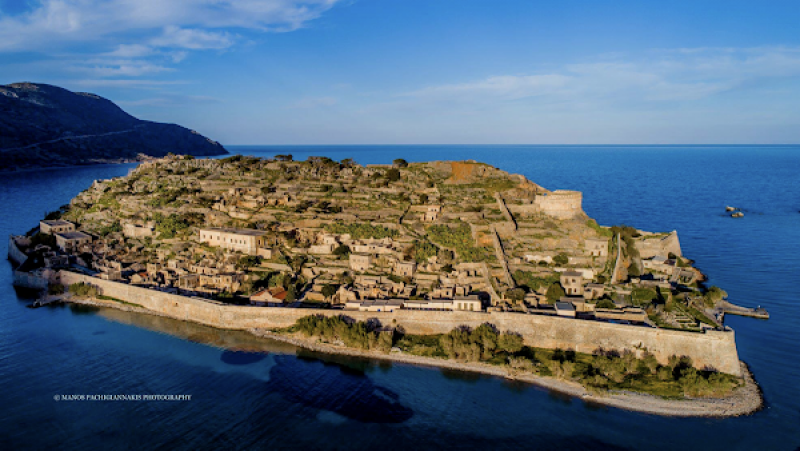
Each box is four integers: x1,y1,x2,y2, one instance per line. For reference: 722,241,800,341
65,295,763,418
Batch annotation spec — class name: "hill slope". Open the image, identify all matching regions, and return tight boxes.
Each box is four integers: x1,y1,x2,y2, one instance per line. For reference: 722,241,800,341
0,82,227,171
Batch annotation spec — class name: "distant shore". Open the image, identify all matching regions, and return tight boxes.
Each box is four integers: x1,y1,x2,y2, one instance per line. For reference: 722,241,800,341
66,295,763,418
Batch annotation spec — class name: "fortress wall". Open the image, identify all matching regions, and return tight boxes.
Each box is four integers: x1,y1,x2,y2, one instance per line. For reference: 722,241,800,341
7,236,29,267
13,270,49,290
637,231,683,259
59,271,741,376
532,191,584,219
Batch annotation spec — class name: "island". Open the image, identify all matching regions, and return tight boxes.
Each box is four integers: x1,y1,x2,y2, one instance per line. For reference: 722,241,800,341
8,154,763,416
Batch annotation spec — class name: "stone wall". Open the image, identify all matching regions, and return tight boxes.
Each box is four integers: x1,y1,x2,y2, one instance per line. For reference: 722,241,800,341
636,231,683,259
59,271,741,376
7,236,29,267
533,190,584,219
13,270,50,290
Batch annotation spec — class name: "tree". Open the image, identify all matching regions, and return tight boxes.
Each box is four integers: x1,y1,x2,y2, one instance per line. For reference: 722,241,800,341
497,332,523,353
553,253,569,266
285,284,297,302
393,158,408,168
596,299,616,309
385,168,401,182
627,262,641,278
505,288,525,302
333,244,351,256
236,255,261,270
419,193,429,204
321,284,337,300
546,282,565,302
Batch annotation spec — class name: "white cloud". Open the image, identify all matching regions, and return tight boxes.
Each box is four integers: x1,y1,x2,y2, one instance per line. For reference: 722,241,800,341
404,47,800,108
80,61,174,77
0,0,341,82
0,0,340,51
151,26,235,50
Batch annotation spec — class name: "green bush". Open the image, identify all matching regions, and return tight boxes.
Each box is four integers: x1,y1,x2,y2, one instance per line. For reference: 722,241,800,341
546,282,565,302
68,282,98,298
294,315,393,351
412,240,438,263
427,224,488,262
596,299,617,309
513,270,559,292
324,223,398,240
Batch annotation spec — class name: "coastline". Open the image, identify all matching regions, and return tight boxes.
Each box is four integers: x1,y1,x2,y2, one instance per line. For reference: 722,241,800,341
65,295,763,418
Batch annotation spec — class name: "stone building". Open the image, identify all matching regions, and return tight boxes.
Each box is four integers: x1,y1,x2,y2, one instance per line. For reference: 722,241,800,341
350,254,372,272
198,227,269,255
55,231,92,252
394,261,416,278
40,220,75,235
423,205,442,222
123,223,154,238
585,237,610,258
560,271,584,296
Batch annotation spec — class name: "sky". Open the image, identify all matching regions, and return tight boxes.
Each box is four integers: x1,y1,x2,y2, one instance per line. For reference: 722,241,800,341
2,0,800,145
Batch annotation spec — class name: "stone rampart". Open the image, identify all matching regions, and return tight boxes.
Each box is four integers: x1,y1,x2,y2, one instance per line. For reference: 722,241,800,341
59,271,741,376
533,190,584,219
7,236,29,267
13,270,50,290
636,231,683,258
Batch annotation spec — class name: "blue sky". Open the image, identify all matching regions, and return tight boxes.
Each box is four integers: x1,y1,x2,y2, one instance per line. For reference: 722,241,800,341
2,0,800,144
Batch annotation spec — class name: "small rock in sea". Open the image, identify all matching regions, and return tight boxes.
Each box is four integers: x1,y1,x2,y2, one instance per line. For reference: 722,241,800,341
726,206,737,212
731,212,744,218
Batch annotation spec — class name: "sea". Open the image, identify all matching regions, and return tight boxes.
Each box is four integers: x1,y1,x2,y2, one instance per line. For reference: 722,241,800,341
1,145,798,450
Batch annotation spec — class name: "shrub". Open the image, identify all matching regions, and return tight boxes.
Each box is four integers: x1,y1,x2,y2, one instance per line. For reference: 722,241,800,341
333,244,351,256
68,282,98,298
546,282,565,302
385,168,401,182
596,299,616,309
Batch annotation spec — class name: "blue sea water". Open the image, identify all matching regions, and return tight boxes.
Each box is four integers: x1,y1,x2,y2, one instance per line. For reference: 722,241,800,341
1,145,798,450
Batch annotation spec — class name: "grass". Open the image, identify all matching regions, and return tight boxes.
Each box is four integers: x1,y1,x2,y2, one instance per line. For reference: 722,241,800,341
97,295,144,308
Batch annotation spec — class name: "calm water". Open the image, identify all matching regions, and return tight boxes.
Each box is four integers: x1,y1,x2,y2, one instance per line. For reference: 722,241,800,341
1,145,799,450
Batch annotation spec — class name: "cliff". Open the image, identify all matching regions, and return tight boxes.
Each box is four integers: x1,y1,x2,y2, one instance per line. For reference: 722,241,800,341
0,82,227,171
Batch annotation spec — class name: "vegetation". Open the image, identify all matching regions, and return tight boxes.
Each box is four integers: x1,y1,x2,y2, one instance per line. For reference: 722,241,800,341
385,168,401,182
546,282,566,302
68,282,98,298
587,219,613,237
553,253,569,266
596,299,617,309
294,315,393,352
324,223,398,240
512,270,560,292
392,325,741,398
427,224,488,262
412,240,438,263
236,255,261,270
152,213,190,239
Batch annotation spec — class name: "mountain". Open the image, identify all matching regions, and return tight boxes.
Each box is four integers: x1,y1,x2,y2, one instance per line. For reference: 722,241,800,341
0,82,227,171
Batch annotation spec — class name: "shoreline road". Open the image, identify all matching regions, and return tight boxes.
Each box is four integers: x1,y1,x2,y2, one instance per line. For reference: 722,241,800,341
0,124,146,153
